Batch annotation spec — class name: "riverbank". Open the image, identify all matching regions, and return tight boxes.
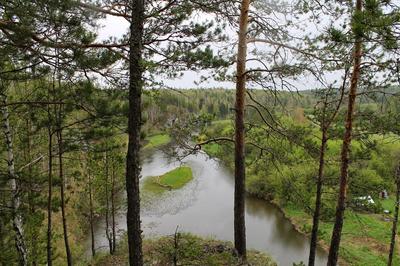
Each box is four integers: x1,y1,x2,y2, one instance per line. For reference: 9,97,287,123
91,233,276,266
86,148,321,265
202,143,399,266
282,200,399,266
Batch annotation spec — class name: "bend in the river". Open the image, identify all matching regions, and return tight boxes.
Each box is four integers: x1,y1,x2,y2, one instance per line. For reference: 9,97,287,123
87,150,327,265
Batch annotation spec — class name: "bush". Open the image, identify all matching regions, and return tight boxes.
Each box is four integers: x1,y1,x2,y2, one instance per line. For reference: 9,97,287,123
349,168,384,199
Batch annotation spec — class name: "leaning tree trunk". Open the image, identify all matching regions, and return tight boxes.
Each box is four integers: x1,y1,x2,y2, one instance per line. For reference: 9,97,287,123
308,129,328,266
1,91,28,266
57,125,72,266
234,0,251,260
327,1,363,265
388,164,400,266
126,0,144,265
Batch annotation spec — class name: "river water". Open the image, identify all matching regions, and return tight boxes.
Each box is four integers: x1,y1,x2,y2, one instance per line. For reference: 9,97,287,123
87,150,327,265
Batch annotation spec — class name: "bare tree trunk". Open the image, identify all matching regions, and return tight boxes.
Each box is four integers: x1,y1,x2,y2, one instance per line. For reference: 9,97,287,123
308,130,327,266
0,91,28,266
57,126,72,266
46,115,53,266
234,0,250,260
126,0,144,265
104,151,113,254
327,1,363,265
25,118,37,266
88,162,96,257
309,69,347,266
388,164,400,266
111,159,116,254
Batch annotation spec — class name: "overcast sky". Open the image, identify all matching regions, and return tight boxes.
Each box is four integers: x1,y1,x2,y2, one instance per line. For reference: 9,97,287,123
97,15,236,89
95,5,342,91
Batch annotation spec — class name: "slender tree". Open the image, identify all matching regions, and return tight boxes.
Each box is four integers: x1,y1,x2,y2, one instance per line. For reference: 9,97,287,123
56,123,72,265
327,1,363,265
111,156,117,254
24,117,38,266
46,94,54,266
87,155,96,258
104,150,113,254
0,86,28,266
388,164,400,266
308,76,347,266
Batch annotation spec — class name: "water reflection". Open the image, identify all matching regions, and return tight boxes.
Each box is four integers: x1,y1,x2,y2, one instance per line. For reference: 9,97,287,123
87,150,327,265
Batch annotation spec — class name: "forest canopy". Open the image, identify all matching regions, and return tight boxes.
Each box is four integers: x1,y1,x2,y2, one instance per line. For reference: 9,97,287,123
1,1,400,266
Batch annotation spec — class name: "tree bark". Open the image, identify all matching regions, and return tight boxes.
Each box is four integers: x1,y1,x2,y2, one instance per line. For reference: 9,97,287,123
126,0,144,265
388,164,400,266
327,1,363,265
88,162,96,257
57,126,72,266
46,113,53,266
0,91,28,266
308,129,327,266
111,159,117,254
234,0,251,260
105,151,113,254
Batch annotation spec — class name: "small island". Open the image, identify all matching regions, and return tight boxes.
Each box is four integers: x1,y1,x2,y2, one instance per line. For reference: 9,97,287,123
144,166,193,193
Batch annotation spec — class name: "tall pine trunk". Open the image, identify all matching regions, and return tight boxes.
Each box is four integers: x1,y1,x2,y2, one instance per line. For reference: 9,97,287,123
388,164,400,266
308,129,327,266
1,91,28,266
327,1,363,265
234,0,250,260
57,125,72,266
126,0,144,265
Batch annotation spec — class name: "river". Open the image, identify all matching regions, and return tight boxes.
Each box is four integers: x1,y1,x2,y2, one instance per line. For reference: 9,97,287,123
87,150,328,265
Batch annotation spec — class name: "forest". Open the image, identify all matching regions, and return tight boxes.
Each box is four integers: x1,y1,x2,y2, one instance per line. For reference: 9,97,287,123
1,0,400,266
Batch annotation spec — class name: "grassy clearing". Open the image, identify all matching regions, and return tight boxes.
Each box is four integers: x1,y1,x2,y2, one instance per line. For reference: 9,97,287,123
283,198,400,266
143,166,193,194
91,233,276,266
143,134,171,149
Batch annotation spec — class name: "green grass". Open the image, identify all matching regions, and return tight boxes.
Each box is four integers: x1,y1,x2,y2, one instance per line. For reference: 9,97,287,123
282,202,400,266
381,197,396,212
93,233,276,266
143,134,170,149
159,166,193,188
143,166,193,193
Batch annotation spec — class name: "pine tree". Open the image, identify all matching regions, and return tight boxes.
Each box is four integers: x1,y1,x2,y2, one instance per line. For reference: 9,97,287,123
234,0,251,260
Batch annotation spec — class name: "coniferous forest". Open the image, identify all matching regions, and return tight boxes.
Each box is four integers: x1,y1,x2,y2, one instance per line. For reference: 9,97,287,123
1,1,400,266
